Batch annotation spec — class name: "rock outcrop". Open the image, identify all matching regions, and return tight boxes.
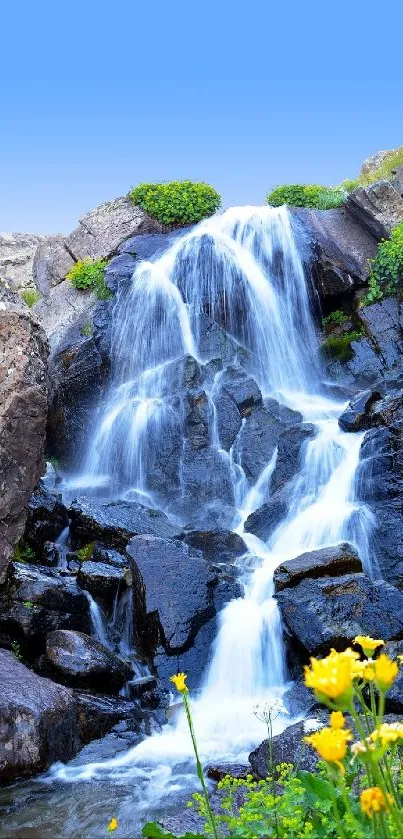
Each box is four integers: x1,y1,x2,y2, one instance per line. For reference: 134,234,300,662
0,285,48,582
346,180,403,239
0,648,77,781
0,233,45,292
45,629,132,691
273,543,362,592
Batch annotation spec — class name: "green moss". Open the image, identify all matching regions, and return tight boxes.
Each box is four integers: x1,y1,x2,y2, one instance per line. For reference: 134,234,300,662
12,540,36,564
322,309,348,327
22,600,35,609
76,542,95,562
321,330,364,362
67,258,112,300
81,321,94,337
129,180,221,226
11,640,22,660
267,184,346,209
20,288,40,308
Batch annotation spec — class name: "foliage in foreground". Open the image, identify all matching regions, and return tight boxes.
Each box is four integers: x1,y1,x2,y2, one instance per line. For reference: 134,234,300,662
266,184,347,210
143,637,403,839
361,222,403,306
129,180,221,226
67,258,111,300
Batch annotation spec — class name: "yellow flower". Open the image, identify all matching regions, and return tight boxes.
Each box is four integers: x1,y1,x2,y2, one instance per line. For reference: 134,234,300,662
351,659,375,681
360,787,391,817
330,711,345,729
397,655,403,664
107,818,118,832
353,636,385,657
370,722,403,745
170,672,188,694
304,726,352,772
374,654,398,692
304,650,353,707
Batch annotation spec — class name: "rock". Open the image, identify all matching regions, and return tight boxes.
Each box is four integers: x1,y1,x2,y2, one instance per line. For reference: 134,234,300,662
282,681,320,717
291,207,378,302
219,367,262,415
0,233,45,292
346,181,403,240
32,279,96,349
182,530,247,563
75,692,143,744
91,544,127,568
104,252,136,292
0,648,77,781
276,573,403,657
273,543,362,591
0,563,91,648
206,763,252,781
33,236,75,296
244,488,289,541
249,721,318,778
0,286,48,582
338,390,381,431
70,498,182,550
25,481,68,549
270,424,315,493
383,641,403,713
239,406,283,480
118,227,190,259
361,148,395,176
65,196,164,263
392,166,403,197
77,560,127,610
357,297,403,385
45,629,132,691
214,388,242,450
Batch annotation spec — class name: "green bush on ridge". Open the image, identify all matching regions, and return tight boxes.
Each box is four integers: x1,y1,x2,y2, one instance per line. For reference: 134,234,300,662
266,184,346,209
129,180,221,226
361,222,403,306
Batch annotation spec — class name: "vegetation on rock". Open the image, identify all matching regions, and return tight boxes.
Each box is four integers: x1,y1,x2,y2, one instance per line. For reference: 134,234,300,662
322,309,349,328
362,222,403,305
267,184,347,210
12,540,36,564
321,330,364,362
20,288,40,308
67,258,111,300
129,180,221,226
358,146,403,187
76,542,95,562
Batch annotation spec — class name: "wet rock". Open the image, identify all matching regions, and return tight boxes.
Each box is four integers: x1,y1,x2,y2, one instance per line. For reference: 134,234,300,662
239,406,283,480
69,498,182,550
355,297,403,387
180,446,235,511
250,720,319,778
91,544,128,569
0,286,48,583
244,488,289,541
74,691,143,744
282,681,320,717
274,543,362,592
0,648,78,782
45,630,132,691
196,312,251,368
0,563,91,649
118,227,189,259
25,481,68,548
207,763,252,781
346,180,403,240
220,367,262,415
77,561,127,610
338,389,381,431
343,336,384,388
104,252,136,292
182,530,247,564
214,388,242,450
276,573,403,657
270,423,315,494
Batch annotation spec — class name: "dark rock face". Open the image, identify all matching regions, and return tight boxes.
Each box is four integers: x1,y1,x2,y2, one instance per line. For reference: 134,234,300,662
206,763,252,782
276,573,403,657
273,543,362,592
75,692,143,744
249,721,319,778
69,498,182,550
77,560,127,610
346,181,403,240
270,424,315,493
25,480,68,549
244,488,289,542
0,563,91,649
182,530,247,563
45,630,132,691
0,286,48,582
0,649,78,782
338,390,381,431
383,641,403,713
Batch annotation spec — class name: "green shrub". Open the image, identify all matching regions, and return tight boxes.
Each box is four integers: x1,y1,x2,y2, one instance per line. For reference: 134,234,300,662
67,258,111,300
322,310,348,327
81,321,94,337
12,540,36,564
339,178,360,193
321,330,364,361
11,640,22,660
129,180,221,226
364,222,403,304
266,184,346,209
20,288,40,308
22,600,35,609
76,542,95,562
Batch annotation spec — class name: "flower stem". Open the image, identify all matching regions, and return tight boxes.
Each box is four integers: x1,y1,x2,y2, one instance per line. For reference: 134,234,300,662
183,693,219,839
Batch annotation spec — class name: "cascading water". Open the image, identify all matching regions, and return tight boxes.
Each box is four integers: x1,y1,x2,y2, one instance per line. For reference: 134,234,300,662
49,206,375,821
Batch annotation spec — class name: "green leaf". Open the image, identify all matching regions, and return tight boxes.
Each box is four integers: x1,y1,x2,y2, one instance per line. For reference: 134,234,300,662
296,770,335,802
141,824,205,839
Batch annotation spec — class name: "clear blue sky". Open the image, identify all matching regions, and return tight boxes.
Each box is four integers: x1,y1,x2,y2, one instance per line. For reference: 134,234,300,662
1,0,402,233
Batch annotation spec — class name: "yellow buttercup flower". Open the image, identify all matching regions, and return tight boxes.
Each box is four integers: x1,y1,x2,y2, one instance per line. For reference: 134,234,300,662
170,672,188,694
304,726,352,772
330,711,345,729
360,787,392,817
374,653,398,692
370,722,403,745
107,818,118,832
351,659,375,681
304,650,353,707
353,636,385,657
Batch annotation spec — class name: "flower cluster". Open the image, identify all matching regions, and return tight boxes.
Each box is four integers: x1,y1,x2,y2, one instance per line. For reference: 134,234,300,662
253,697,289,723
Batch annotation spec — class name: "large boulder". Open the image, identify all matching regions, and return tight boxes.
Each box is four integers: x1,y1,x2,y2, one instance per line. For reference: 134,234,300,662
249,721,318,778
244,488,289,542
45,629,132,691
346,181,403,240
276,573,403,657
33,236,75,295
273,543,362,592
69,498,182,550
0,648,77,781
338,390,381,431
270,423,315,493
0,232,45,292
74,691,143,744
25,480,68,549
32,280,97,350
77,560,128,611
0,285,48,582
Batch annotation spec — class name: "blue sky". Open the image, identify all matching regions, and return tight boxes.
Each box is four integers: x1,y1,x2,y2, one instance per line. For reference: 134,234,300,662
1,0,402,233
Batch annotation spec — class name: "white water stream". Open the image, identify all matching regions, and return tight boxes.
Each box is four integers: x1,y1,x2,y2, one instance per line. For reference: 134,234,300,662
50,207,375,811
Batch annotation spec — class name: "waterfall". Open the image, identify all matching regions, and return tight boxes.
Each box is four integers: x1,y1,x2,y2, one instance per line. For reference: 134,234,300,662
83,591,110,649
52,206,375,791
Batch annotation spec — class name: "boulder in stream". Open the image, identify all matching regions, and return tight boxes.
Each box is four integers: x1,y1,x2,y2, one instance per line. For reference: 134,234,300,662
45,629,132,692
273,543,362,591
69,498,182,550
